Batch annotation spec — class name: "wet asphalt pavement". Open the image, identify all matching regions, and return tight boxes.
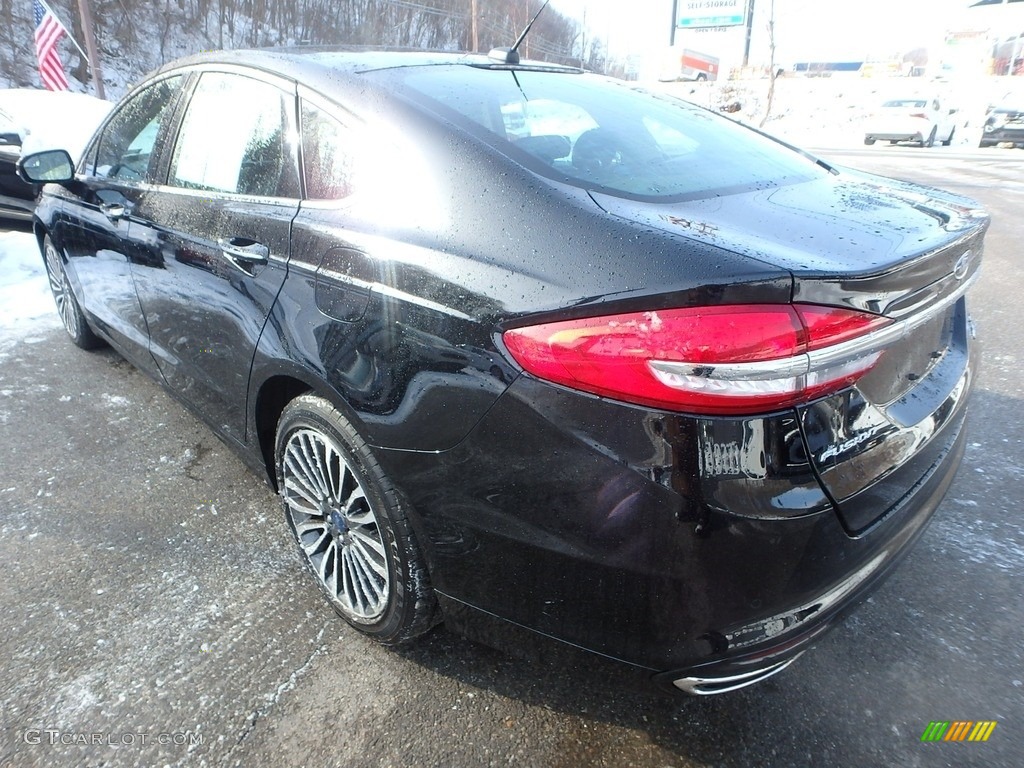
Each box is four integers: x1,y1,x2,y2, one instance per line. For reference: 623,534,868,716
0,147,1022,767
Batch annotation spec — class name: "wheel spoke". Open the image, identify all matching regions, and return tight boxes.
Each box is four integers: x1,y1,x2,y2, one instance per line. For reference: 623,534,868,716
301,526,331,557
291,434,324,497
342,548,367,614
340,542,352,605
47,269,62,295
317,539,337,583
303,432,332,498
294,518,327,536
325,442,342,502
349,543,386,605
285,445,324,502
283,461,321,506
350,535,388,579
341,485,366,514
349,528,386,560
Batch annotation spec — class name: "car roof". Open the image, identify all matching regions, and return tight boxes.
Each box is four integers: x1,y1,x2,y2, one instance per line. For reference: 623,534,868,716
152,47,581,92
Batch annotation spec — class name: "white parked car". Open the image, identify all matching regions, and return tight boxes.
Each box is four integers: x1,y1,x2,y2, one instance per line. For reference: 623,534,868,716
0,89,111,222
864,97,958,147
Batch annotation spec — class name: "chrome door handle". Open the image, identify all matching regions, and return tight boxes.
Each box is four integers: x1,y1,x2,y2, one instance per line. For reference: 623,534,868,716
100,202,130,221
218,237,269,264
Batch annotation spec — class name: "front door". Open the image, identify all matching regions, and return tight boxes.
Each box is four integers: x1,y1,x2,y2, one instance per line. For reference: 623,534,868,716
55,75,184,375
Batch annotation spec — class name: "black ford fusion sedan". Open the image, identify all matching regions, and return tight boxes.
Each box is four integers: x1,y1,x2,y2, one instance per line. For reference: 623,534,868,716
20,48,987,695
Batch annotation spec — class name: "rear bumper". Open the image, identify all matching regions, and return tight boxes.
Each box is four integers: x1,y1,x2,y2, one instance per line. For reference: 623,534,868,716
378,345,973,689
980,126,1024,146
654,416,966,693
865,132,923,143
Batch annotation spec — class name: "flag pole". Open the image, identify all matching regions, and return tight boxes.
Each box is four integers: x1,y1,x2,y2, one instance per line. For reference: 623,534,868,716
75,0,105,98
38,0,104,98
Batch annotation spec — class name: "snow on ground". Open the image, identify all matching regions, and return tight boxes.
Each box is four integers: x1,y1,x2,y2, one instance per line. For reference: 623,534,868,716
0,232,59,346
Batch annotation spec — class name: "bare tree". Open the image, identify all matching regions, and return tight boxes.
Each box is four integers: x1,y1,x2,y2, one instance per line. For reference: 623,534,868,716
759,0,777,128
1,0,605,95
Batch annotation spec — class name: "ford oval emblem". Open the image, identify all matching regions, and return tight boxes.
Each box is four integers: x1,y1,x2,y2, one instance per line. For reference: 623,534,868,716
954,251,971,280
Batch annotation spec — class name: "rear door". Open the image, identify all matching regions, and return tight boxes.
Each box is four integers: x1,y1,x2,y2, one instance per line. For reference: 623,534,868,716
128,69,301,444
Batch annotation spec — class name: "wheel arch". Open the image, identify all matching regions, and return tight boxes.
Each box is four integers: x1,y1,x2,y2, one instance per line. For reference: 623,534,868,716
249,362,371,492
32,220,46,252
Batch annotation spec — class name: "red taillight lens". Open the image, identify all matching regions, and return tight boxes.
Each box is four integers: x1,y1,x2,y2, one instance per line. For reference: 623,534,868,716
502,304,893,415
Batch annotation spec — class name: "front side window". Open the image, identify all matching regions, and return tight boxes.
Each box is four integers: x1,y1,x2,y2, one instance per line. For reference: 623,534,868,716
92,75,183,182
169,72,299,198
392,67,827,202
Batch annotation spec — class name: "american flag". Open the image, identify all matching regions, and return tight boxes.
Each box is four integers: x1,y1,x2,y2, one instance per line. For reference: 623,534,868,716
33,0,69,91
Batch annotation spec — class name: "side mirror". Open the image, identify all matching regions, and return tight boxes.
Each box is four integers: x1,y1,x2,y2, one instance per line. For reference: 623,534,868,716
18,149,74,184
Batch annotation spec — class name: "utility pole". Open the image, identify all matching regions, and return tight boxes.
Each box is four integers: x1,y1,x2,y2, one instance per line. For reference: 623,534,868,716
580,7,586,68
670,0,678,46
742,0,755,67
471,0,478,52
77,0,104,98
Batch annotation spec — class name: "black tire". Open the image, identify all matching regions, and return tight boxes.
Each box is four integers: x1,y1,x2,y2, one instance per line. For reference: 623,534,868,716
276,394,438,645
864,137,876,145
696,73,708,82
41,235,104,350
889,140,898,145
942,127,955,147
922,127,936,148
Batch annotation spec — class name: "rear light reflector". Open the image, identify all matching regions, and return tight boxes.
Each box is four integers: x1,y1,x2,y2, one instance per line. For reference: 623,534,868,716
502,304,894,415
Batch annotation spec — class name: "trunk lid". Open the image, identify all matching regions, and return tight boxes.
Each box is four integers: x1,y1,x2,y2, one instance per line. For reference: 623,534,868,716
591,169,989,533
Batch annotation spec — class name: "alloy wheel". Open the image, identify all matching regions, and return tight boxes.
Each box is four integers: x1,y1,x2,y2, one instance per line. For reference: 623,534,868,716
45,241,80,339
281,427,390,623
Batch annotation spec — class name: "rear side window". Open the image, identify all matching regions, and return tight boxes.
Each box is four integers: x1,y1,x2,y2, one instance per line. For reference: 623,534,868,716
169,72,300,198
300,101,355,200
394,67,826,202
91,75,183,182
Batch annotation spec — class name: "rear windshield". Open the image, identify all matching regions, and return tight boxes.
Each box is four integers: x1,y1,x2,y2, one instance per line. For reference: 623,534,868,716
389,66,825,202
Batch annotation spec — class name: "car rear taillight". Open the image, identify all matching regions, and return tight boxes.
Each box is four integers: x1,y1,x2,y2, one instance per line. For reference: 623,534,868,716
909,112,929,120
502,304,894,415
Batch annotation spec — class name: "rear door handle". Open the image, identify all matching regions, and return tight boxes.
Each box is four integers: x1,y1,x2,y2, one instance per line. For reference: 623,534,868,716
218,237,269,265
100,202,130,221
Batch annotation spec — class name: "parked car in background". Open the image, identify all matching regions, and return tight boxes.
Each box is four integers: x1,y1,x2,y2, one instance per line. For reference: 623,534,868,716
20,48,988,695
0,89,110,222
979,100,1024,147
864,96,958,147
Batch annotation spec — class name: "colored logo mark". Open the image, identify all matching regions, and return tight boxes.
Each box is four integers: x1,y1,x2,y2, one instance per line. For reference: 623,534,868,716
921,721,997,742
